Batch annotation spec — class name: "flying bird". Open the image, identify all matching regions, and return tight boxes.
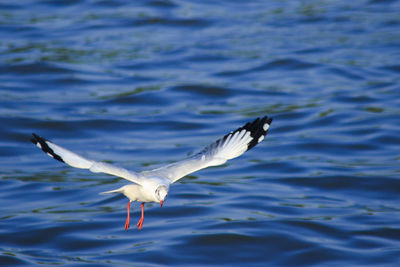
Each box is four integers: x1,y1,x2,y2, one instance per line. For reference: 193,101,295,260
31,116,273,231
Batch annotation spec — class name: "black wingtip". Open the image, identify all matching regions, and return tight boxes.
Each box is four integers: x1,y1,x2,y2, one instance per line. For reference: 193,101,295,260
31,133,42,145
245,115,273,151
31,133,65,163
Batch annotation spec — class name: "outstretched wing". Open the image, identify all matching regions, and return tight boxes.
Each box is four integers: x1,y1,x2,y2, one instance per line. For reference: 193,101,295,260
31,134,142,185
142,116,273,183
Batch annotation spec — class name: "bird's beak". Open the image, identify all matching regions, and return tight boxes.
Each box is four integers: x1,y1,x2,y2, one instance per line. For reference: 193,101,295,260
160,200,163,208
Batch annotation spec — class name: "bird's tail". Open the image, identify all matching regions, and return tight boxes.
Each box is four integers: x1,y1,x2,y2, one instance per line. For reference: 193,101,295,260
100,187,124,195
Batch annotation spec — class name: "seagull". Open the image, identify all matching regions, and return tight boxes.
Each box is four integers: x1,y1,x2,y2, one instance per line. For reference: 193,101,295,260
31,116,273,231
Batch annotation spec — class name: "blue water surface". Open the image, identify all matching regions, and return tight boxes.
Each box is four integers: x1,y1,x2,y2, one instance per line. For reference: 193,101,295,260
1,0,400,266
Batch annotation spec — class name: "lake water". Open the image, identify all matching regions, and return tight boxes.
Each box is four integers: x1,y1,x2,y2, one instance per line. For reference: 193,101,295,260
1,0,400,266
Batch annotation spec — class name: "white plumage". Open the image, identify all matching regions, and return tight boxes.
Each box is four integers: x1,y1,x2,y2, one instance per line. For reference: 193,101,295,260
31,116,273,230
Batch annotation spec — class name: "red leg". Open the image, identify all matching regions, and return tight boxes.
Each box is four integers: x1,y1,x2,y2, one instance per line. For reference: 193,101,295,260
125,202,131,231
136,202,145,230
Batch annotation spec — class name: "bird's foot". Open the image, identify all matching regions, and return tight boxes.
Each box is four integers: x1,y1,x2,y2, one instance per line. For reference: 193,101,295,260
137,218,144,230
124,201,131,231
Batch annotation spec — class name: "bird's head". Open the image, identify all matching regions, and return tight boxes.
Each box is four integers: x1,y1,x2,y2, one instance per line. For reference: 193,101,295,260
155,185,168,207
